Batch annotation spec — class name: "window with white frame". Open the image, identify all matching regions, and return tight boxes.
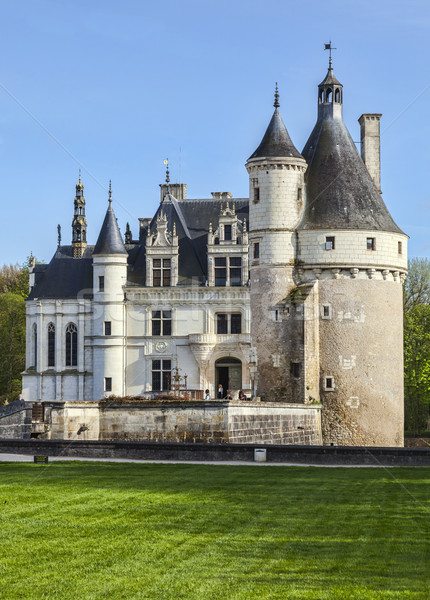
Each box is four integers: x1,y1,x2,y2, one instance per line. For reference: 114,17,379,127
214,257,242,286
152,310,172,336
152,359,171,391
153,258,171,287
216,313,242,334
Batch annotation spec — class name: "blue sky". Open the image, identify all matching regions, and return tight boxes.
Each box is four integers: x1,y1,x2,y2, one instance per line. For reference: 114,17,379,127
0,0,429,265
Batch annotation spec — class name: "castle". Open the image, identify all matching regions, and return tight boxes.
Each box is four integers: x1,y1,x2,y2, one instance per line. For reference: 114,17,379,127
23,58,408,446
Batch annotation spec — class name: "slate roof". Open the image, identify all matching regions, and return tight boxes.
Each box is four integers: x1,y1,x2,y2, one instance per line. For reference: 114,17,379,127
248,108,303,160
93,201,127,255
29,196,250,298
28,246,94,300
300,113,404,233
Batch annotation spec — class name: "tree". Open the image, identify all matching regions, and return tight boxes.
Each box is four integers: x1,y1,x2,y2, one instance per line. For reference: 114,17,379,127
403,257,430,312
0,263,29,298
0,293,26,400
403,258,430,435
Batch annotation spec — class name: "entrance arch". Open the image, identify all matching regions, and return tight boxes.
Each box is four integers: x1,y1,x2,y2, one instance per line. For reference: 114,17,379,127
215,357,242,396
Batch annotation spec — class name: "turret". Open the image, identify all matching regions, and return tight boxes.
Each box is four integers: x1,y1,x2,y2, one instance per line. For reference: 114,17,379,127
72,172,87,258
297,54,408,447
92,182,128,400
246,86,308,402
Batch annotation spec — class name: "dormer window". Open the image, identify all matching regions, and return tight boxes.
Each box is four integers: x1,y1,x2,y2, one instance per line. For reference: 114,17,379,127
224,224,232,241
153,258,171,287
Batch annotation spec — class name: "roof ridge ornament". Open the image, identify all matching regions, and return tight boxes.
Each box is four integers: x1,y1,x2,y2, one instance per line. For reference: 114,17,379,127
274,82,280,109
324,40,337,70
108,180,112,204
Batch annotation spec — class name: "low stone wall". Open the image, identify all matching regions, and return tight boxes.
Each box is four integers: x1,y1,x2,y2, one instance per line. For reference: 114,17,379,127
0,439,429,466
40,400,322,446
0,400,32,439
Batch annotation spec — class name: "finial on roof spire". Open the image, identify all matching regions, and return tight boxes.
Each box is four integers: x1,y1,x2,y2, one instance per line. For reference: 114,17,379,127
324,41,337,69
274,82,280,108
163,158,170,184
57,224,61,247
79,168,81,184
108,180,112,204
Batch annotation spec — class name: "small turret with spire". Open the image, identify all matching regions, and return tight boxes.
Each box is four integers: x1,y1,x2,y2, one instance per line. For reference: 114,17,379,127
72,170,88,258
318,41,343,119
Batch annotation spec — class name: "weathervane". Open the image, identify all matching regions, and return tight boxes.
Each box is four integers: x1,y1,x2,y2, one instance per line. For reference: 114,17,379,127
324,41,337,69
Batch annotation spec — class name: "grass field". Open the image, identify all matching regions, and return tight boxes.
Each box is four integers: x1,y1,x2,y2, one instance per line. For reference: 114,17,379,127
0,462,429,599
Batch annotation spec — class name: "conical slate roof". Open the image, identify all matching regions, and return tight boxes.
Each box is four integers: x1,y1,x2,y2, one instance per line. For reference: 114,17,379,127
248,108,303,160
319,67,342,87
299,111,403,233
93,201,127,255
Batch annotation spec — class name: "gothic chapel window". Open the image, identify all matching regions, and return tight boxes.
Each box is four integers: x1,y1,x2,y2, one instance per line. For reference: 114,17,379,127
48,323,55,367
65,323,78,367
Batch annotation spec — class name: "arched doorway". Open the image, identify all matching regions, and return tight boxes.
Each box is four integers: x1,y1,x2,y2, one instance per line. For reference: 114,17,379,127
215,357,242,396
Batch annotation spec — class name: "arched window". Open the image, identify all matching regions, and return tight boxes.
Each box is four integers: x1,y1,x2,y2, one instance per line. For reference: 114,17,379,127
318,89,323,104
335,88,340,103
48,323,55,367
65,323,78,367
32,323,37,368
325,88,332,103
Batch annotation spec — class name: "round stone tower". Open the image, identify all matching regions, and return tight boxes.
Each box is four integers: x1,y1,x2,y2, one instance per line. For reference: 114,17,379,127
246,87,308,401
298,61,408,446
92,183,128,400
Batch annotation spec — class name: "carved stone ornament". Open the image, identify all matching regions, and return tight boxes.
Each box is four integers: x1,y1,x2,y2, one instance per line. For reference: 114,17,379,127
155,341,168,353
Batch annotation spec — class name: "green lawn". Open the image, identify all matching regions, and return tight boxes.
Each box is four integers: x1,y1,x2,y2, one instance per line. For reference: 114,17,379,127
0,462,429,599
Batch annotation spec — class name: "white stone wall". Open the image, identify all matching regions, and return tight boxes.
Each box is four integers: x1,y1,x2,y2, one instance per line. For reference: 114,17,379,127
298,229,408,273
247,158,306,233
92,255,128,400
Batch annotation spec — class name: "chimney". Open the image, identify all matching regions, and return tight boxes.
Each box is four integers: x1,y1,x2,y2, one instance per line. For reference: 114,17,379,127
358,114,382,193
159,183,187,202
211,192,233,200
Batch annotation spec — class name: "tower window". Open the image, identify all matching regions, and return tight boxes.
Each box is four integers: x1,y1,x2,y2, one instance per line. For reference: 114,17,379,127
321,304,332,319
48,323,55,367
153,258,171,287
325,237,335,250
324,376,335,391
297,187,303,203
253,242,260,259
65,323,78,367
152,359,171,391
366,237,376,251
105,377,112,392
253,187,260,204
291,362,300,378
104,321,111,336
398,241,402,254
224,225,232,241
98,276,104,292
335,88,340,103
152,310,172,336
